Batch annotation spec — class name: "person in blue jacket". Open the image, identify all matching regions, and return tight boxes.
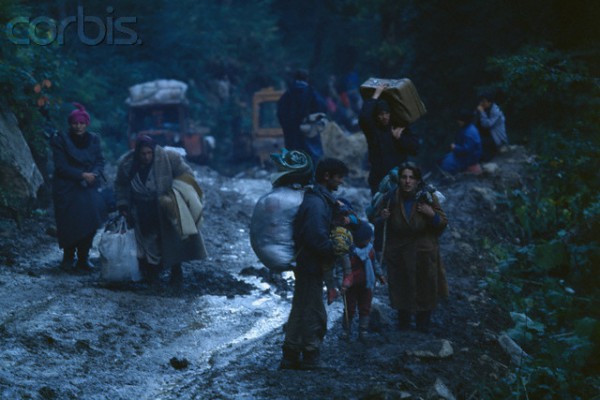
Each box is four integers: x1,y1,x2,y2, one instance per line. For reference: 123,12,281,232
440,110,482,174
476,91,507,162
51,103,106,272
280,158,349,370
277,69,327,164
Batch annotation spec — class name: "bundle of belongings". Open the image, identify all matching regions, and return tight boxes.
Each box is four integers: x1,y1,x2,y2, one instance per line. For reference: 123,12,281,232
359,77,427,126
366,166,445,221
159,174,204,239
250,149,313,271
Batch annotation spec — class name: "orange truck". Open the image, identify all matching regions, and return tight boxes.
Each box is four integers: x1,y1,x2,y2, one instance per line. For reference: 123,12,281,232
233,87,285,165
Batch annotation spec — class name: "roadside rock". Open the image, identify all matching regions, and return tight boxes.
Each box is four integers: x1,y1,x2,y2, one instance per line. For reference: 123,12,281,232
321,121,368,184
406,339,454,359
427,378,456,400
0,110,44,204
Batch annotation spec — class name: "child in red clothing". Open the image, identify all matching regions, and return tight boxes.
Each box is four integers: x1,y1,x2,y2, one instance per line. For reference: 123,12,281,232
340,220,385,341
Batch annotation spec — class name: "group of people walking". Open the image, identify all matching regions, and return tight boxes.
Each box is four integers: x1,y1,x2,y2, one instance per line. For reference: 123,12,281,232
51,103,206,286
276,75,459,370
52,74,506,372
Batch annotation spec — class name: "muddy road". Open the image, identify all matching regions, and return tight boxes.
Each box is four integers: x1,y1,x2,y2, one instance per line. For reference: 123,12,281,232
0,148,530,399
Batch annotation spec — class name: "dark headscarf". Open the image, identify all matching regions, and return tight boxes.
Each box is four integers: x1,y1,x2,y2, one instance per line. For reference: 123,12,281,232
134,135,156,155
129,135,157,181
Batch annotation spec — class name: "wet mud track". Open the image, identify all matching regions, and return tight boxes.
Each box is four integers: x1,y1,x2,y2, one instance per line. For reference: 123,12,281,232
0,154,528,399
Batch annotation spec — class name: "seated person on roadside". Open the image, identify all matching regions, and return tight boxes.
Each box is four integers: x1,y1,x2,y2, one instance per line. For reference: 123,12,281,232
440,110,482,174
475,91,507,162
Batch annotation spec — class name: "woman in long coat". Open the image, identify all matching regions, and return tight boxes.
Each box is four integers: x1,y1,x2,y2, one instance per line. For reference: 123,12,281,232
51,103,106,271
378,162,448,332
114,136,207,285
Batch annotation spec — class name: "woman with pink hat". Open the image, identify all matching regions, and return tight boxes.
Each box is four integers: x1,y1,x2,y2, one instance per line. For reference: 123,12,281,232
51,103,107,272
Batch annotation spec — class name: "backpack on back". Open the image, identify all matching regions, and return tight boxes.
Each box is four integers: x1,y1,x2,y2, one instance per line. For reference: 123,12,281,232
249,149,312,271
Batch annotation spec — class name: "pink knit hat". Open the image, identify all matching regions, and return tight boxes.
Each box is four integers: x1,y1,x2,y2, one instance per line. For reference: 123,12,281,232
68,103,90,125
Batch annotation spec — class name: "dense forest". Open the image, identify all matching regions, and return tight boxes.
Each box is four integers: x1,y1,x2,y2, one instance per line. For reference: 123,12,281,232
1,0,599,398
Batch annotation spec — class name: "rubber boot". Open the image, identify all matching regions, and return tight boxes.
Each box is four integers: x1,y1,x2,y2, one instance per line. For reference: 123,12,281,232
138,258,149,282
139,259,160,285
341,313,352,341
301,349,321,370
76,235,95,272
169,263,183,288
146,263,161,286
398,310,411,330
60,247,76,270
279,347,301,370
416,311,431,333
358,316,370,342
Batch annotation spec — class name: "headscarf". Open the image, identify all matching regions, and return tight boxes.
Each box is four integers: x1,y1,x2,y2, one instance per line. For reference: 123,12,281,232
68,103,90,125
134,135,157,155
129,135,157,180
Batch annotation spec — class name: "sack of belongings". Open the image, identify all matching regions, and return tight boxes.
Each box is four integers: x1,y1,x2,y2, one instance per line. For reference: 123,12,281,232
98,216,142,282
366,167,445,221
300,112,328,138
250,149,313,271
359,77,427,126
126,79,188,106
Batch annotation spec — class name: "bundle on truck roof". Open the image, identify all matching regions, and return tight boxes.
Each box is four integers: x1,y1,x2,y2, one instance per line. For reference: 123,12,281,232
126,79,188,106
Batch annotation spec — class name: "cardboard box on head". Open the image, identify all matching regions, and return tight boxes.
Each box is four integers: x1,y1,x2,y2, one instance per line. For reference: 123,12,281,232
359,78,427,126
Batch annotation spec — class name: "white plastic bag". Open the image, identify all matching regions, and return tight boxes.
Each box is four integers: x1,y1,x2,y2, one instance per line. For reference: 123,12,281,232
98,216,142,282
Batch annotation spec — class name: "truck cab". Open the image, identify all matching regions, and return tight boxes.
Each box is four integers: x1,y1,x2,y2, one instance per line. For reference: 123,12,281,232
251,87,284,165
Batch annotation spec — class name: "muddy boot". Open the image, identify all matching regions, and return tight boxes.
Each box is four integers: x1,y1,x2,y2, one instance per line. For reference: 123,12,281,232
301,350,321,370
398,310,412,331
169,264,183,288
76,257,95,272
139,259,160,285
75,236,95,272
60,247,76,271
358,316,370,343
279,347,300,370
146,263,161,286
416,311,431,333
341,315,352,341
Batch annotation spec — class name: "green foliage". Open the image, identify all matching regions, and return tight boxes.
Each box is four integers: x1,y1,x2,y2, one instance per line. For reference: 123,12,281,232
484,41,600,398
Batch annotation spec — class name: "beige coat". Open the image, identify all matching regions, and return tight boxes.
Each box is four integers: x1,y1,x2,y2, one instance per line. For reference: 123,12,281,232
115,146,207,267
383,190,448,312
